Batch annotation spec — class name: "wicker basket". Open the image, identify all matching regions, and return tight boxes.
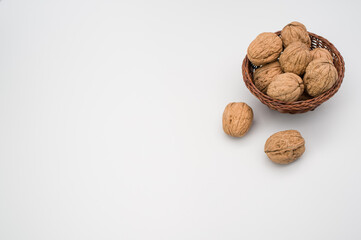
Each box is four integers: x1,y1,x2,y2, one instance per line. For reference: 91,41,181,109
242,31,345,114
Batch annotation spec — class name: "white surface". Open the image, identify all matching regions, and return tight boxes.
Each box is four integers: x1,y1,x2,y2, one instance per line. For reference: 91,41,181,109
0,0,361,239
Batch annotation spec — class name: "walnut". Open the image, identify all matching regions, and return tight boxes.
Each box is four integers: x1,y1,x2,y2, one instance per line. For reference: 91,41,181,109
264,130,305,164
279,42,311,75
303,58,338,97
267,73,304,102
247,32,283,66
310,48,333,62
253,61,283,93
222,102,253,137
281,21,311,48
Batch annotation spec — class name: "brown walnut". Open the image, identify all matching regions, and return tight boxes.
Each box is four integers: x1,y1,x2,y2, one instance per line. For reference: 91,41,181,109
310,48,333,62
267,73,304,102
247,32,283,66
264,130,305,164
279,42,311,75
253,61,283,93
281,21,311,48
222,102,253,137
303,58,338,97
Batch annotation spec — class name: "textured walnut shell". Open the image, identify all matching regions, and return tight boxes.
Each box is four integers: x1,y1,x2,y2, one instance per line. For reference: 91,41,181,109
267,73,304,102
303,58,338,97
247,32,283,66
222,102,253,137
310,48,333,62
253,61,283,93
279,42,311,75
264,130,305,164
281,21,311,48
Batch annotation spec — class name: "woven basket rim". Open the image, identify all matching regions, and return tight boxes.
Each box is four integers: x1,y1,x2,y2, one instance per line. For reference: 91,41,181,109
242,31,345,113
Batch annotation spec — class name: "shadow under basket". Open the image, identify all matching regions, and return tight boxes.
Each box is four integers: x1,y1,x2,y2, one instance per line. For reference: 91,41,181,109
242,31,345,114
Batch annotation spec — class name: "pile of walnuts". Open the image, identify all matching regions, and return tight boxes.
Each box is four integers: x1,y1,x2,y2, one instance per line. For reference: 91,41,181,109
221,21,341,165
248,22,338,102
222,22,342,165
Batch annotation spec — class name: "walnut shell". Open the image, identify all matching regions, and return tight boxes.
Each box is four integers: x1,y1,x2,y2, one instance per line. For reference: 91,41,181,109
267,73,304,102
281,21,311,48
264,130,305,164
222,102,253,137
247,32,283,66
310,48,333,62
279,42,311,75
253,61,283,93
303,58,338,97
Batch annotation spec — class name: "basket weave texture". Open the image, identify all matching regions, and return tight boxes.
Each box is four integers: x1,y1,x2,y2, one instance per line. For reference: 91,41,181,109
242,31,345,114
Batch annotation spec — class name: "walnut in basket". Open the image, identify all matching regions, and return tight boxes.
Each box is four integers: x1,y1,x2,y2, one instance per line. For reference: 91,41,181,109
303,58,338,97
247,32,283,66
222,102,253,137
279,42,311,75
310,48,333,62
267,73,304,102
281,21,311,48
264,130,305,164
253,61,283,94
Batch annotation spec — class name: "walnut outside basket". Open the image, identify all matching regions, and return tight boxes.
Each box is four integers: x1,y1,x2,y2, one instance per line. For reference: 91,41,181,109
242,31,345,114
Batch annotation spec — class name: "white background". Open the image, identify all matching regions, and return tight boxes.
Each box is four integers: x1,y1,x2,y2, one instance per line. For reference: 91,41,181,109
0,0,361,239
